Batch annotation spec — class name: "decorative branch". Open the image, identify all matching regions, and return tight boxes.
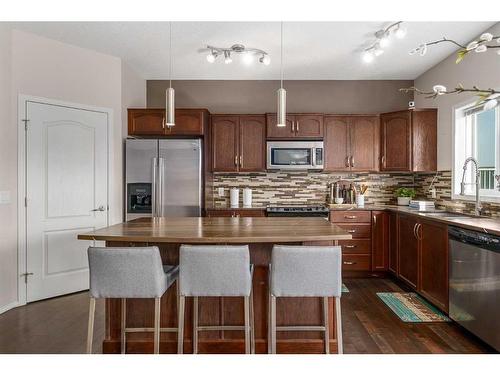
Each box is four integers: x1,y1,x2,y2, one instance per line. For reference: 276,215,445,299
400,85,500,109
410,33,500,63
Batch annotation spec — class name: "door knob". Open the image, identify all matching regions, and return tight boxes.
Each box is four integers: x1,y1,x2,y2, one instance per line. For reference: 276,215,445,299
91,205,106,212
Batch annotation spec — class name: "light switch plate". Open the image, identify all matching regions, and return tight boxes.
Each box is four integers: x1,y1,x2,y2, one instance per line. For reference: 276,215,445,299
0,191,11,204
218,187,224,197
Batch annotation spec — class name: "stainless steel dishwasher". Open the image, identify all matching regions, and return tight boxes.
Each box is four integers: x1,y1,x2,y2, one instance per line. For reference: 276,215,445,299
449,226,500,351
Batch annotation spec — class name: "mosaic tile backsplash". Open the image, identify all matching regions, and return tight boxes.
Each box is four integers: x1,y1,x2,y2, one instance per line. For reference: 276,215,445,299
211,170,500,218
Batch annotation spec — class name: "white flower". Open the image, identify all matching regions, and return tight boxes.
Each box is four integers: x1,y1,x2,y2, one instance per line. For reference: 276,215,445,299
475,45,488,53
432,85,447,95
480,33,493,42
466,41,479,51
484,99,498,111
419,44,427,56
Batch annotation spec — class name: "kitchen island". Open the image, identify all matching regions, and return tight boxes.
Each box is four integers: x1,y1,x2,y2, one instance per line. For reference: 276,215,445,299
78,217,351,354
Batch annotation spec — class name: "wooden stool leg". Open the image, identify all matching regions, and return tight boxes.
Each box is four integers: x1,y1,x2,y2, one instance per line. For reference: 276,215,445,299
177,296,185,354
244,296,250,354
153,297,161,354
323,297,330,354
270,295,277,354
86,297,96,354
121,298,126,354
193,297,199,354
335,297,343,354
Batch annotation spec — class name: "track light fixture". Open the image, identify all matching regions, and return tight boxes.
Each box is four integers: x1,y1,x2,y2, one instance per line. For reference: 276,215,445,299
205,44,270,65
362,21,406,63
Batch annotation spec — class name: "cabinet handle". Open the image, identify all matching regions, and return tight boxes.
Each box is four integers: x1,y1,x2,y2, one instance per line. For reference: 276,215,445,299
345,156,350,168
344,215,357,219
296,120,300,133
291,121,295,133
350,156,355,167
416,223,422,240
343,245,357,248
381,155,385,166
413,223,418,239
162,117,166,129
347,229,356,233
343,261,356,265
239,155,243,166
234,155,238,166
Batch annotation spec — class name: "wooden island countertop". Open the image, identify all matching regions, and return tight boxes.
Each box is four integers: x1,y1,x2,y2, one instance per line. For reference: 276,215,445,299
77,217,351,354
77,216,352,243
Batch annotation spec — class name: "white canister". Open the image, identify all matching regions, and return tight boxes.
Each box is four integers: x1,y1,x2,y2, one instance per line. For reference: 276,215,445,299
397,197,411,206
230,188,240,208
243,188,252,207
356,195,365,207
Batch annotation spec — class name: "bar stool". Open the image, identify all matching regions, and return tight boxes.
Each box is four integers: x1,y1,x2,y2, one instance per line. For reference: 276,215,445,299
177,245,254,354
268,245,343,354
86,246,179,354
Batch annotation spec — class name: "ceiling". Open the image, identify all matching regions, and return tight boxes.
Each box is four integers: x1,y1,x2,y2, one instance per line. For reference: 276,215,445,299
11,21,495,80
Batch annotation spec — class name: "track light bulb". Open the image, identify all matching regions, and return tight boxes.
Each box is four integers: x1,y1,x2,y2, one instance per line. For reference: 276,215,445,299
206,52,216,63
224,50,232,64
260,54,271,65
379,34,390,48
395,27,407,39
362,51,374,63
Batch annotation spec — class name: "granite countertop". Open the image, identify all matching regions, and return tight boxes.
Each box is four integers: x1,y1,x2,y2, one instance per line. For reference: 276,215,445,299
329,204,500,236
207,206,266,210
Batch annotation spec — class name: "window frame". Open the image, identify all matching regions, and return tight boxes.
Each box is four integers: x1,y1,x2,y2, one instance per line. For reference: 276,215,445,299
452,99,500,203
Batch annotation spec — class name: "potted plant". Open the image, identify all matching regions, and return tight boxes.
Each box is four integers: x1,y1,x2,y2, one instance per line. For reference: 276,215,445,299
396,187,416,206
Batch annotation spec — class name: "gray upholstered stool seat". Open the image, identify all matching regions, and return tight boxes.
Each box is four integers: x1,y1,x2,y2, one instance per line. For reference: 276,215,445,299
178,245,255,354
86,246,179,354
269,245,343,354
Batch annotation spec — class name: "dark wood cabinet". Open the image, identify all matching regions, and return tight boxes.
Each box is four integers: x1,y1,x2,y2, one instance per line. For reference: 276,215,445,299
324,115,379,172
266,114,323,139
380,109,437,172
211,116,239,172
371,211,389,271
128,108,209,136
239,115,266,172
388,212,398,275
211,115,266,172
397,214,419,288
419,219,449,312
206,209,266,217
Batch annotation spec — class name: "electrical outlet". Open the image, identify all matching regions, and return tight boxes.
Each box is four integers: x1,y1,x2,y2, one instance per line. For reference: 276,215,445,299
217,187,224,197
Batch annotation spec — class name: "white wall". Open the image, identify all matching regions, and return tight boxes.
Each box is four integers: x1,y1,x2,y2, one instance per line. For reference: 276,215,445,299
0,29,145,313
414,22,500,170
0,25,17,313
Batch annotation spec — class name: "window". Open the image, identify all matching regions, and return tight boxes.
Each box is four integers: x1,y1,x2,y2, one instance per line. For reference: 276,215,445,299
454,101,500,201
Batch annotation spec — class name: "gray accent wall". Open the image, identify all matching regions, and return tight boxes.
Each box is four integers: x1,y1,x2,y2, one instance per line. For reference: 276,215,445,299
147,80,414,114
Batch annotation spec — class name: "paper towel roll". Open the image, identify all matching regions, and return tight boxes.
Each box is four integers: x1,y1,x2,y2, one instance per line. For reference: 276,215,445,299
230,188,239,208
243,188,252,207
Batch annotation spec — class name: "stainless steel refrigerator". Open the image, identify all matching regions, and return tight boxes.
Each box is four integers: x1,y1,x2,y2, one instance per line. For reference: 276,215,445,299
125,139,202,221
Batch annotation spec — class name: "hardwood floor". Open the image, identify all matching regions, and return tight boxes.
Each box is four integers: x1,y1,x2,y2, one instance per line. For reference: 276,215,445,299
0,278,493,354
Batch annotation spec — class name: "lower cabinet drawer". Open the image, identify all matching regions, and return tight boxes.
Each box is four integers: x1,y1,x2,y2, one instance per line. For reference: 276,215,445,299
338,239,371,254
342,254,371,271
336,223,371,239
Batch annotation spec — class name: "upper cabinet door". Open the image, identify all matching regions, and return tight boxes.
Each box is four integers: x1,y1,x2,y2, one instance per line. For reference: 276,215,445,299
239,115,266,172
266,114,295,139
412,109,437,172
128,109,166,136
294,114,324,138
212,116,239,172
165,109,208,136
380,111,411,171
324,116,350,171
349,116,379,172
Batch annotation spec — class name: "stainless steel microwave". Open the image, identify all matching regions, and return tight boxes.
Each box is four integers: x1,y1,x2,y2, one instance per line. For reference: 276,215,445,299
267,141,324,170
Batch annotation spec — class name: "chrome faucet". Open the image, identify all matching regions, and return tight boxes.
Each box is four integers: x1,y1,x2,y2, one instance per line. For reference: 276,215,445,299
460,157,482,216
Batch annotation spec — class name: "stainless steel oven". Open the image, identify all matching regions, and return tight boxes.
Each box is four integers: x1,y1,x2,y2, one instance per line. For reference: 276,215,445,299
266,141,324,170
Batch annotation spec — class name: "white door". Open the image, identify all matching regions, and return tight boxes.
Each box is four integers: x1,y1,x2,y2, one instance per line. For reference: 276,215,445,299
25,101,108,302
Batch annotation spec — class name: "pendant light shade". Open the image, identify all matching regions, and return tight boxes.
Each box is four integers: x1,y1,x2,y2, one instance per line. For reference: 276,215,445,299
277,87,286,127
165,87,175,127
276,22,286,127
166,22,175,128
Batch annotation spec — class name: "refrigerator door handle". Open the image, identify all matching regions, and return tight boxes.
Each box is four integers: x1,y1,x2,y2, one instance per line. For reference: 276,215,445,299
152,157,158,217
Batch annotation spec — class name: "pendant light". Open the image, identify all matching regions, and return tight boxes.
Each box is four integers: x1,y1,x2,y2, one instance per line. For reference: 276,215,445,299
165,22,175,128
277,21,286,127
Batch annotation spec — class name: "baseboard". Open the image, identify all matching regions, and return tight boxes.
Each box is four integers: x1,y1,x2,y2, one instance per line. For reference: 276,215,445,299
0,300,21,315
